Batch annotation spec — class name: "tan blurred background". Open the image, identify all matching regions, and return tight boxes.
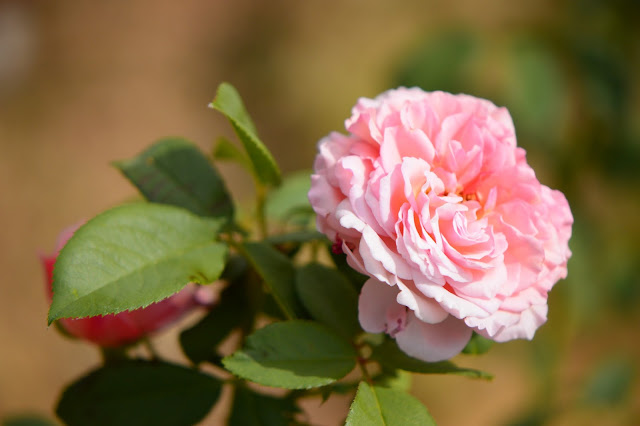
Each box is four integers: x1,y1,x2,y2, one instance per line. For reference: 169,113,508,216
1,0,639,425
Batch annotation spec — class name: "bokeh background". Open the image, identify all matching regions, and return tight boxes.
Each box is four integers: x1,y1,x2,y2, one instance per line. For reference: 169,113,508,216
1,0,639,424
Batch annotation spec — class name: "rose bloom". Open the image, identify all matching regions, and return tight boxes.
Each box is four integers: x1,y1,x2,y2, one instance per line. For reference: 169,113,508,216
309,88,573,362
42,223,215,348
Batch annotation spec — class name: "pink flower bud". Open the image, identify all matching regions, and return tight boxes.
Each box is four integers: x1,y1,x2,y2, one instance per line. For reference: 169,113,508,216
42,222,214,347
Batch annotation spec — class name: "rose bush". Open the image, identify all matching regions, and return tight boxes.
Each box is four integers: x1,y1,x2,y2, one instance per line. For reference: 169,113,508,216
42,223,214,347
309,88,573,362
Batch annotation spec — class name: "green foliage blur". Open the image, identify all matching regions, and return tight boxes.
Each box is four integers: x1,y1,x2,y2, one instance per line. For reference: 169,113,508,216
393,0,639,424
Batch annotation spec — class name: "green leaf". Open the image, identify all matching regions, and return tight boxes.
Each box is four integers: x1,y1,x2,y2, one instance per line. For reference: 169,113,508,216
56,360,222,426
2,415,58,426
377,369,413,392
265,230,327,246
461,332,493,355
295,263,360,338
223,321,357,389
49,203,228,323
265,171,312,221
372,340,493,380
345,382,435,426
212,136,253,173
114,138,234,221
264,231,327,260
179,256,252,364
180,279,250,365
229,386,300,426
241,242,305,319
209,82,281,186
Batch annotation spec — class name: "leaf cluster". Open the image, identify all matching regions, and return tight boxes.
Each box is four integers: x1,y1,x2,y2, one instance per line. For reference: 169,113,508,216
47,83,492,426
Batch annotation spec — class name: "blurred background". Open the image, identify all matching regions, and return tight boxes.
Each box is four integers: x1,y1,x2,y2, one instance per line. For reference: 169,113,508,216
1,0,638,424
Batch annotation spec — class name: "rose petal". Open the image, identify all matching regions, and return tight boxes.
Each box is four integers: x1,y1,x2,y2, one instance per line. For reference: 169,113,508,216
358,278,405,334
396,312,472,362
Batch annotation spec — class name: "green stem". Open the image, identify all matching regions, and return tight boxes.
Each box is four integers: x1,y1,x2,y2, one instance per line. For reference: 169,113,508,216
255,183,268,239
310,240,320,262
100,346,129,364
357,355,374,385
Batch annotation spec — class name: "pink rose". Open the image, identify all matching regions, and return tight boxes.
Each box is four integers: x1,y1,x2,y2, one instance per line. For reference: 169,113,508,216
309,88,572,362
42,223,215,347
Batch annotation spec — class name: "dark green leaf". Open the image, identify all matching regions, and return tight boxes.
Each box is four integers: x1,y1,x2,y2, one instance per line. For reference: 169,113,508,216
260,292,288,320
265,171,311,221
229,386,300,426
263,231,326,260
49,203,228,323
345,382,436,426
265,230,327,246
209,82,281,186
372,339,492,380
241,242,305,319
2,415,58,426
314,381,360,403
180,279,250,365
295,263,360,338
223,321,357,389
56,360,222,426
114,138,234,221
461,332,493,355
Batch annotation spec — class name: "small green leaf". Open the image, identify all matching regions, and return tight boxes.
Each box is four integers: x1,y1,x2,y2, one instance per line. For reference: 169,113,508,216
295,263,360,338
372,339,493,380
212,136,253,173
241,242,305,319
114,138,234,221
462,332,493,355
49,203,228,323
56,360,222,426
345,382,436,426
265,171,312,221
229,386,300,426
209,82,281,186
223,321,357,389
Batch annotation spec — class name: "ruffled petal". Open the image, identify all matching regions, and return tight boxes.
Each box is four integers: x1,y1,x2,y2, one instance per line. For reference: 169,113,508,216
396,313,472,362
